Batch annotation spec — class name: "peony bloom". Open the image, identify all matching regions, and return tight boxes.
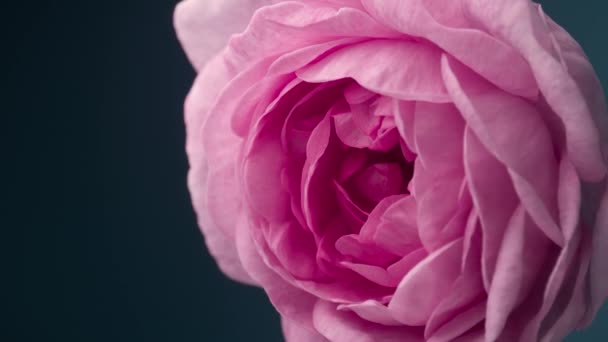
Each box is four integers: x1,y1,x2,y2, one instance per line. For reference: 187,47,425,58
175,0,608,341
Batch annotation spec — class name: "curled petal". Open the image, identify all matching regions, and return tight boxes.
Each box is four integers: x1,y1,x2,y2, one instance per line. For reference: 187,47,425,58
465,0,607,181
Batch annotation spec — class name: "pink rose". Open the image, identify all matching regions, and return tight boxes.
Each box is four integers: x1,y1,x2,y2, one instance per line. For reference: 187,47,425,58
175,0,608,341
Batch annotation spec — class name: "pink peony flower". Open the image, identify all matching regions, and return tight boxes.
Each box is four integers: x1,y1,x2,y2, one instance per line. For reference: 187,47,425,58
175,0,608,341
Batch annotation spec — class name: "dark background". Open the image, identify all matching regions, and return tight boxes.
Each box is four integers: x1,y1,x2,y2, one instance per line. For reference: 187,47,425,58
9,1,607,341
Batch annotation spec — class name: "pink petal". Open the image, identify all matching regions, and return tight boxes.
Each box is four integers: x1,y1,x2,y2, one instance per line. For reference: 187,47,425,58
417,180,467,251
442,55,563,247
373,195,422,255
413,102,464,177
541,232,592,342
393,100,417,155
463,128,517,290
360,0,537,98
301,115,342,238
227,2,399,71
386,248,428,281
465,0,607,181
587,184,608,322
269,38,365,76
313,301,425,342
340,262,398,287
338,300,402,326
184,57,254,284
282,317,329,342
425,213,484,338
485,206,551,341
235,214,318,330
427,301,486,342
174,0,278,70
297,39,450,103
388,238,464,326
519,158,583,340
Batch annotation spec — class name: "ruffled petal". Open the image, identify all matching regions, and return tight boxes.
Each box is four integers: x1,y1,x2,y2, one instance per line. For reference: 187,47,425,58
185,56,254,284
297,39,450,103
360,0,537,97
227,1,399,72
442,55,563,247
465,0,607,181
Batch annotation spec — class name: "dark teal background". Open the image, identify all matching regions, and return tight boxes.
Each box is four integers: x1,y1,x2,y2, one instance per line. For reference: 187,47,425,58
10,0,606,341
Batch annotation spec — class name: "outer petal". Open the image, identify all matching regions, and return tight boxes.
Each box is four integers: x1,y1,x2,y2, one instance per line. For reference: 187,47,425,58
442,55,563,247
174,0,279,70
236,213,319,330
587,184,608,321
185,55,254,284
465,0,607,181
282,317,329,342
360,0,537,98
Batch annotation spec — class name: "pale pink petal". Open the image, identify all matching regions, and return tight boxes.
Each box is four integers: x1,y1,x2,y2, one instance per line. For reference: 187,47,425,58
338,300,402,326
174,0,279,70
340,262,397,287
360,0,537,97
313,300,424,342
185,56,254,284
268,38,365,76
442,55,563,247
235,214,318,330
227,2,399,71
389,238,464,326
542,7,608,166
465,0,607,181
297,39,450,103
282,317,329,342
